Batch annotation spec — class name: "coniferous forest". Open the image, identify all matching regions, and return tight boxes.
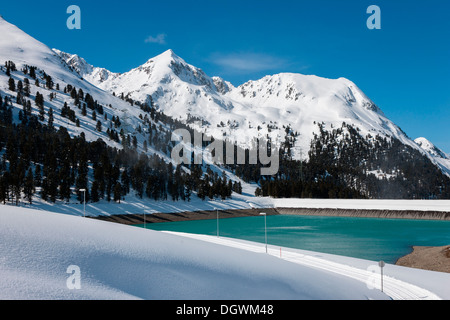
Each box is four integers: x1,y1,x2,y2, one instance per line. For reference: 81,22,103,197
253,122,450,199
0,96,243,205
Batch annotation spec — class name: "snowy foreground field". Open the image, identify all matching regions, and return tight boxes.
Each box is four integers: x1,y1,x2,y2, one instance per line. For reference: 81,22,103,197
1,205,449,300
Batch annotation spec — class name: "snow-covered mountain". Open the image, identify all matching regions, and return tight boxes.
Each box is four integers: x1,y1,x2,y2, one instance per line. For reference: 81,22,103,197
0,16,257,205
59,48,391,156
415,137,450,176
54,48,449,176
1,14,449,202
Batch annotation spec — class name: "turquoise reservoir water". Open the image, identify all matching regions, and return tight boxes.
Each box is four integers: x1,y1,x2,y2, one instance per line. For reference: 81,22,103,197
141,215,450,263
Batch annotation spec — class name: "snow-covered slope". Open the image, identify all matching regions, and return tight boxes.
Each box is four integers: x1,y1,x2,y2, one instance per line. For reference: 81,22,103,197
52,49,118,87
2,204,449,300
0,17,115,108
415,137,450,177
0,205,383,300
0,16,142,149
415,137,449,159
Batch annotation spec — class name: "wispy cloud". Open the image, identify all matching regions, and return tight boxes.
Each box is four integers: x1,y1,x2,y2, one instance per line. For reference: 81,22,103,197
144,33,167,45
210,52,293,73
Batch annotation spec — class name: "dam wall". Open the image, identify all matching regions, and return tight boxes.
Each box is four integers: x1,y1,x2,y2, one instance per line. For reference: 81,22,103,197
275,207,450,220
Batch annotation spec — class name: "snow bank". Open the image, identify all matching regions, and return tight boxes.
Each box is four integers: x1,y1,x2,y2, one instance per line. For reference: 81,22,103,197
0,204,392,300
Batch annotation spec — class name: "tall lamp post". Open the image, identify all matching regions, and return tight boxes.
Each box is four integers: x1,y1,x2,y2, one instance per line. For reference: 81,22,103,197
79,189,86,218
379,261,385,293
260,212,267,253
215,207,219,237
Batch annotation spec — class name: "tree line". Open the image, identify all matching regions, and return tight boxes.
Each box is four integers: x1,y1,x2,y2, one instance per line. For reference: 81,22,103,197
251,122,450,199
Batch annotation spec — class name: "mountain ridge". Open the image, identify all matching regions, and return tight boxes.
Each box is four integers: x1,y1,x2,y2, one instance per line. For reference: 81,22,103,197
54,48,450,178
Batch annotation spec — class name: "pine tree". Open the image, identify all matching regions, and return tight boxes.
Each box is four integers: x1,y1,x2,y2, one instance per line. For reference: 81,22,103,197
143,140,148,152
113,182,122,203
29,66,36,79
48,170,59,203
8,77,15,91
76,151,89,203
23,78,30,96
47,108,54,129
23,168,35,204
35,92,44,108
0,175,8,204
77,88,84,100
120,170,130,195
17,80,23,94
45,74,53,90
91,180,100,203
70,87,77,99
34,164,42,187
58,160,71,202
39,105,45,121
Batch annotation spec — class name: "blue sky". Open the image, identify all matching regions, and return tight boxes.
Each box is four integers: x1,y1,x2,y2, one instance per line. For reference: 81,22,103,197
1,0,449,152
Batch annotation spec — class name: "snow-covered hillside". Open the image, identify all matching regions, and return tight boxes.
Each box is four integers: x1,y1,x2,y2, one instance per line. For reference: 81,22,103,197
1,204,449,300
52,49,117,88
415,137,450,176
0,16,145,151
